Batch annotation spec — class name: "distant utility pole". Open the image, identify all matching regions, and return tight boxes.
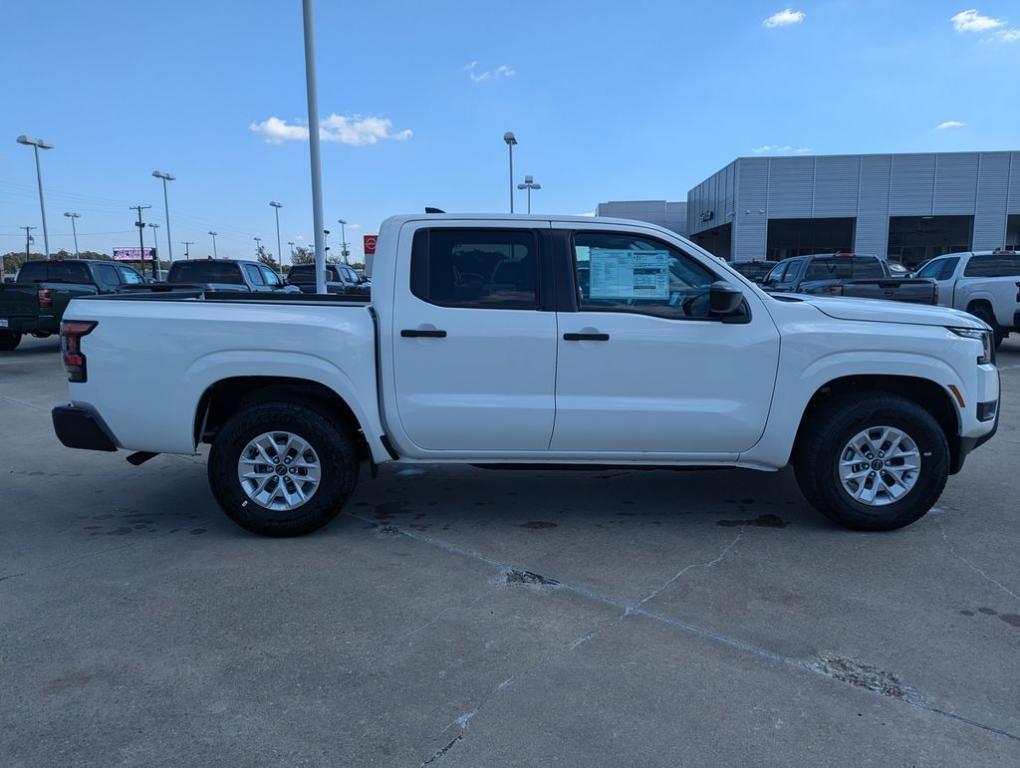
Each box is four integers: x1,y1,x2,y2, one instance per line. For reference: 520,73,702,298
181,241,194,258
21,225,36,261
16,135,53,258
130,205,152,277
63,212,81,257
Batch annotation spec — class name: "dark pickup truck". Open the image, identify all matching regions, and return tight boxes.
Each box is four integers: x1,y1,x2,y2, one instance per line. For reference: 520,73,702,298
158,259,301,294
0,259,145,351
761,253,937,304
286,263,370,295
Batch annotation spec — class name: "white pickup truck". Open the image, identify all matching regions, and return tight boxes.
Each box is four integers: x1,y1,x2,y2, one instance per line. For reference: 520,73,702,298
913,248,1020,348
52,214,1000,536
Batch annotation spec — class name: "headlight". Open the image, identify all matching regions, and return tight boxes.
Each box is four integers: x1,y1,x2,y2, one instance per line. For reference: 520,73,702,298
949,327,993,365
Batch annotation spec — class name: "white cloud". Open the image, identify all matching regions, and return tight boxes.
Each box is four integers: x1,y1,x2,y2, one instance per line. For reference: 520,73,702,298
995,27,1020,41
951,9,1004,33
348,223,361,230
465,61,516,83
250,114,412,145
763,9,805,28
936,120,966,129
753,144,812,154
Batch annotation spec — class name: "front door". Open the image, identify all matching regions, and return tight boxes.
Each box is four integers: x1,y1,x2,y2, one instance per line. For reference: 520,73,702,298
552,227,781,455
391,224,558,452
914,256,960,307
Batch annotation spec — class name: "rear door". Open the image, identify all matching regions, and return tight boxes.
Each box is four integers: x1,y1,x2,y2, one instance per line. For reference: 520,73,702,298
552,225,781,455
390,222,558,452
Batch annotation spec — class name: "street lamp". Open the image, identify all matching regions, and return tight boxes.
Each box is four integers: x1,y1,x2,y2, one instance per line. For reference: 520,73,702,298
254,236,262,258
148,223,160,278
337,218,350,264
287,241,296,260
152,171,175,266
517,175,542,214
503,132,517,214
208,231,218,258
16,135,54,259
270,201,283,265
64,212,81,257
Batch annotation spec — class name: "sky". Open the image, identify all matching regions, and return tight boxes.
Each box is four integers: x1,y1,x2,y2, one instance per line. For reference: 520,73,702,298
1,1,1018,264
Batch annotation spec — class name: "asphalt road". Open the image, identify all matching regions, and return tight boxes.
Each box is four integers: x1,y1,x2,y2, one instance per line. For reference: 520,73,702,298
2,334,1019,767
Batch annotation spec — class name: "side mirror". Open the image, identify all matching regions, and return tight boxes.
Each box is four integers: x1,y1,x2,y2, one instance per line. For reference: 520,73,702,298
709,281,744,317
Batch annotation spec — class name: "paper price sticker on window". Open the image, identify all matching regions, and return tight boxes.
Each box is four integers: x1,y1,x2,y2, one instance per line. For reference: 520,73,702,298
589,249,669,300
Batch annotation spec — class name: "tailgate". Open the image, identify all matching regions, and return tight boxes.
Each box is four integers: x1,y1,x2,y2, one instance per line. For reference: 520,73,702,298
842,278,937,304
0,284,40,322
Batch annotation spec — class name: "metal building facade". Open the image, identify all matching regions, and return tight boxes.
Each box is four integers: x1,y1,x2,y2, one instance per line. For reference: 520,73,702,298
686,151,1020,263
595,200,689,236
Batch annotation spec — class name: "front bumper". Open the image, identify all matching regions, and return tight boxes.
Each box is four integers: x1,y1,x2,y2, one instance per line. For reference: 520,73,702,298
52,404,118,452
951,367,1001,474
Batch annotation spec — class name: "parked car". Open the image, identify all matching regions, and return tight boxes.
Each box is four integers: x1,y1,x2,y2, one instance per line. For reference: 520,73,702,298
52,214,998,536
0,259,144,351
911,248,1020,348
286,263,370,295
158,259,300,294
730,260,779,284
762,253,938,304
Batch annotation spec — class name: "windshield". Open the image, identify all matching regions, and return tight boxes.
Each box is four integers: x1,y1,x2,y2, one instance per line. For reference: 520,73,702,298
804,257,885,280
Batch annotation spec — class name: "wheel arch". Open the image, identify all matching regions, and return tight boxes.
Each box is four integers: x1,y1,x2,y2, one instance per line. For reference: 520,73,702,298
793,374,963,473
194,376,369,461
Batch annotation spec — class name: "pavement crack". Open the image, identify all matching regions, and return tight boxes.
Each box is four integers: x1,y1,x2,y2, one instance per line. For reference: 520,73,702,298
632,528,744,613
419,734,463,766
938,518,1019,603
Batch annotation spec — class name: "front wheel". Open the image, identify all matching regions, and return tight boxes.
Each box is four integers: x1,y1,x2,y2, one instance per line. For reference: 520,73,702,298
794,393,949,531
0,331,22,351
207,401,359,537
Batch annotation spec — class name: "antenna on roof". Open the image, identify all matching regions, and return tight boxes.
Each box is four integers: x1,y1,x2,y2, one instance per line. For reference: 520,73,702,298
425,207,445,214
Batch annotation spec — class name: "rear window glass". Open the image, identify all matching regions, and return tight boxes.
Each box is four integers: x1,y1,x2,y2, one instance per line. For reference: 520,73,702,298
50,262,93,284
168,261,244,284
804,257,885,280
963,255,1020,278
15,262,48,283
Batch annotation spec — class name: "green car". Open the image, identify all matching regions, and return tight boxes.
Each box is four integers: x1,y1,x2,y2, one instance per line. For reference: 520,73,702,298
0,259,145,351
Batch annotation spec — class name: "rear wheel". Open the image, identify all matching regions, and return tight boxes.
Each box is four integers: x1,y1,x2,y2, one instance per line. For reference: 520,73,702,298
207,401,358,536
0,332,22,351
794,393,949,531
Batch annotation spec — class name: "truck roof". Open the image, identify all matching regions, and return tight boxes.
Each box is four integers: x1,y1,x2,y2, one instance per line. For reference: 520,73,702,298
379,213,680,236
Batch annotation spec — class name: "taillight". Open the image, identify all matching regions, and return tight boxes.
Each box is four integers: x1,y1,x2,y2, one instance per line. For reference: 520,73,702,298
61,320,97,382
38,287,52,309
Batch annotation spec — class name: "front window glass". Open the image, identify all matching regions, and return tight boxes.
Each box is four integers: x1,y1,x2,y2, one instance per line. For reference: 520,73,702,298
573,232,716,320
117,265,144,284
259,266,281,286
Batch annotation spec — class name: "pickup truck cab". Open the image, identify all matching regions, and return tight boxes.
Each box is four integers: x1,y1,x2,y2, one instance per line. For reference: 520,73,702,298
52,214,1000,537
763,253,937,304
0,259,144,351
912,249,1020,348
286,263,370,295
164,259,300,294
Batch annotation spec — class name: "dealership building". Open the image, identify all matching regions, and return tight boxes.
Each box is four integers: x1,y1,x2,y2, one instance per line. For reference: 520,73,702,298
597,151,1020,269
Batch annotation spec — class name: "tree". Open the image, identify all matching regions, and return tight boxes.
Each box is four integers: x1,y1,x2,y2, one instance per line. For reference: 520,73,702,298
255,244,279,271
290,246,314,265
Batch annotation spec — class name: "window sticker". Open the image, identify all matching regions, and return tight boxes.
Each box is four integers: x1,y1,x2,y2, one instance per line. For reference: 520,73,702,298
589,249,670,299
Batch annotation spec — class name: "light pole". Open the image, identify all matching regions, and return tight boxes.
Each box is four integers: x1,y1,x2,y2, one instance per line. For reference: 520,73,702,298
287,241,295,261
149,223,160,278
254,236,262,260
503,131,517,213
270,201,283,265
152,171,175,267
517,175,542,214
181,241,193,258
323,229,330,260
16,135,54,259
64,212,81,257
131,205,152,277
302,0,326,293
337,219,349,264
208,231,218,258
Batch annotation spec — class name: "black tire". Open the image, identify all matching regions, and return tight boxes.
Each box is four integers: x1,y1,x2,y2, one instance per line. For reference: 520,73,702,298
968,304,1005,349
794,393,949,531
0,332,22,351
207,400,358,537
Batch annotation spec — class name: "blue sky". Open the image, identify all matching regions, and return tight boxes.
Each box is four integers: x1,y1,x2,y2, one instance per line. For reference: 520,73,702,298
1,1,1018,263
